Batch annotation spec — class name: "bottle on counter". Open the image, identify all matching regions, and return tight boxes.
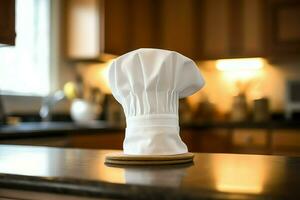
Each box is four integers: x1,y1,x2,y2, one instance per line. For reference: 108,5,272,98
253,97,270,122
230,94,248,122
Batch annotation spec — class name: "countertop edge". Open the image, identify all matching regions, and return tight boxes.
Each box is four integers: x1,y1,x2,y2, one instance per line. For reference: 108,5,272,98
0,173,267,200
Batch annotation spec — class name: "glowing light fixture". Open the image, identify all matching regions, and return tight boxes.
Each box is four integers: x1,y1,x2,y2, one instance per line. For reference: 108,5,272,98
216,58,264,71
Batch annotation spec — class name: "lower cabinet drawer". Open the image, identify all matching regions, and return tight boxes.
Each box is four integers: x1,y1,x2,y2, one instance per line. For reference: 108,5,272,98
70,132,124,149
232,129,267,147
0,136,70,147
230,129,269,154
272,130,300,155
181,128,230,153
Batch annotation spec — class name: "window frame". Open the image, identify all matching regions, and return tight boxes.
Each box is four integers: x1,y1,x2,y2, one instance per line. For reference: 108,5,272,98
0,0,64,114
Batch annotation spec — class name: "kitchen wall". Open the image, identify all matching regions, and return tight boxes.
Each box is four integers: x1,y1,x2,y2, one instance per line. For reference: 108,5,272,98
191,59,300,113
3,56,298,117
3,0,299,118
77,58,300,115
59,0,300,117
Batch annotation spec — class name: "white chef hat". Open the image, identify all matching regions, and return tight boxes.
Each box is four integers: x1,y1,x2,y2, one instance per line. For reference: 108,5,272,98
108,48,205,155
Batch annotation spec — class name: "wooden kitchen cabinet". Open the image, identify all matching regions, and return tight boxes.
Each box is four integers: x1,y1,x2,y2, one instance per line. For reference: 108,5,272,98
230,129,270,154
70,132,124,149
197,0,267,60
64,0,267,60
103,0,196,58
63,0,300,61
104,0,131,55
272,130,300,156
104,0,267,60
104,0,160,55
0,0,16,46
104,0,198,58
158,0,198,59
64,0,160,59
63,0,196,59
63,0,104,60
181,128,230,153
182,128,270,154
104,0,200,59
0,136,70,147
267,0,300,58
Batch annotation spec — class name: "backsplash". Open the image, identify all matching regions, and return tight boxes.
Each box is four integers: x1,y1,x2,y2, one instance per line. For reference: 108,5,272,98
78,58,300,115
4,58,298,116
191,59,300,113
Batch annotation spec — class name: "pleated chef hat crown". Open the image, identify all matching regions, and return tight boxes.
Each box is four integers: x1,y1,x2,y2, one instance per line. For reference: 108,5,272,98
108,48,205,155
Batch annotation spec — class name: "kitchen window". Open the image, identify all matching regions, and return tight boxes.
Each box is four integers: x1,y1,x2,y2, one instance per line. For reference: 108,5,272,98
0,0,50,96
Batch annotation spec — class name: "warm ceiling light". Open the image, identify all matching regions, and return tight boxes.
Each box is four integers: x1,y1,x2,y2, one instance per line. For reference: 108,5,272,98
216,58,264,71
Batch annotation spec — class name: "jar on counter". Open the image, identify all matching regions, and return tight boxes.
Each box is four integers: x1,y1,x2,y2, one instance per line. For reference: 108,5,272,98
230,94,248,122
253,98,270,122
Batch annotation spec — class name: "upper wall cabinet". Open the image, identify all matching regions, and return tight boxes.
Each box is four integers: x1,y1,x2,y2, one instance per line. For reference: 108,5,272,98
198,0,267,59
0,0,16,46
64,0,267,61
104,0,198,59
104,0,160,55
267,0,300,58
63,0,103,61
104,0,267,60
159,0,198,59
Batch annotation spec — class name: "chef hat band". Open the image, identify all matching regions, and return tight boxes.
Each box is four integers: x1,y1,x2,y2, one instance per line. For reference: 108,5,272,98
124,114,185,155
126,114,178,128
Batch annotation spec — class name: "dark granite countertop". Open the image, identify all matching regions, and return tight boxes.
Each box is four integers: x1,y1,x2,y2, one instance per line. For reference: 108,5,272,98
187,112,300,129
0,145,300,199
188,120,300,129
0,121,124,139
1,120,300,140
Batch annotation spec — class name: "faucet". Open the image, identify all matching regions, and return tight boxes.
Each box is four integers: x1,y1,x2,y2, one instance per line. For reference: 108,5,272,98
40,90,65,122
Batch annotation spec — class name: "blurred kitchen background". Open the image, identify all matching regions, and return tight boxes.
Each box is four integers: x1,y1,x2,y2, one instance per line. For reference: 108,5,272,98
1,0,300,155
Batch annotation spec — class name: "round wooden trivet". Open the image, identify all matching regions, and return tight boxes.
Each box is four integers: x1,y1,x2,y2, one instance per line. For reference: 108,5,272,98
105,152,194,165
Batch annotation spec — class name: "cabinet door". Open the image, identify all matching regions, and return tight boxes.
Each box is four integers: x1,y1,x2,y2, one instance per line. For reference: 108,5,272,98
64,0,102,60
70,132,124,149
0,136,70,147
0,0,16,46
231,129,269,154
267,0,300,57
104,0,198,59
199,0,266,60
159,0,197,59
65,0,267,60
181,128,230,153
129,0,160,50
241,0,267,57
104,0,130,55
198,0,230,59
104,0,159,55
273,130,300,156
